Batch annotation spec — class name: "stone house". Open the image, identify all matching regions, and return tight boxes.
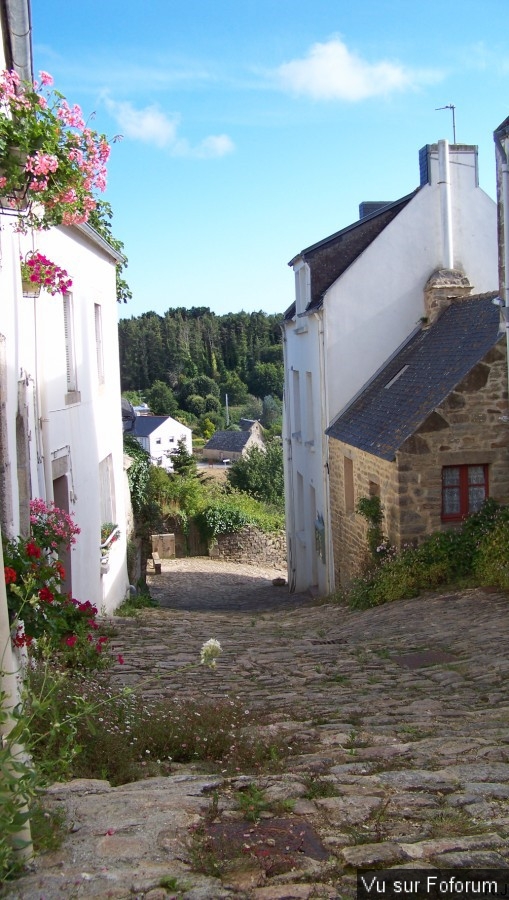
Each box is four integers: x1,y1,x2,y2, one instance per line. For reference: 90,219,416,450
326,279,509,587
202,421,265,463
282,140,497,596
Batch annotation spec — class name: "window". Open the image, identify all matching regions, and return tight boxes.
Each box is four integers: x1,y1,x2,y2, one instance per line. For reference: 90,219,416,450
94,303,104,385
442,465,488,520
63,293,78,393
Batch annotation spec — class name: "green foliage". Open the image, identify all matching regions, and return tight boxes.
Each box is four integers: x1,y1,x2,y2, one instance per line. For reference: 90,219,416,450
247,361,284,400
118,307,283,396
25,673,295,787
227,440,284,505
123,433,152,516
345,499,509,609
474,514,509,589
201,417,216,440
171,438,198,477
356,495,385,561
261,394,282,430
114,584,157,617
196,500,250,539
144,380,178,416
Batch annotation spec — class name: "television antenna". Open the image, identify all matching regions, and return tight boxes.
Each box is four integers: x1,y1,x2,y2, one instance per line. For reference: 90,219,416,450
436,104,456,143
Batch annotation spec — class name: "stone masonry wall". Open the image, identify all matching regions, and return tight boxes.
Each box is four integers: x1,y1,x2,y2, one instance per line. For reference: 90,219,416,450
329,439,397,587
209,525,287,569
396,341,509,542
329,340,509,588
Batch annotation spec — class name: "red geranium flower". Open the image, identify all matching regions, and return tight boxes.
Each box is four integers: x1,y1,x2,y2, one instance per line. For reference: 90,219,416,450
39,586,54,603
65,635,78,647
54,561,65,580
26,541,41,558
4,566,17,584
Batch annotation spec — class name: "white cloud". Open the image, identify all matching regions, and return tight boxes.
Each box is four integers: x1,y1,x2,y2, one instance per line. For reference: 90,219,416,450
274,37,432,101
104,97,179,147
103,96,235,158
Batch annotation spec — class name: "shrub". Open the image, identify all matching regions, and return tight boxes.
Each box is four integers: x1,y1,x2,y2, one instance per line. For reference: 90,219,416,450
474,517,509,590
345,500,509,609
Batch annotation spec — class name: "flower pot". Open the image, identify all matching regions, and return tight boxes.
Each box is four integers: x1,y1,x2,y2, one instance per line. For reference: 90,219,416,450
21,280,41,298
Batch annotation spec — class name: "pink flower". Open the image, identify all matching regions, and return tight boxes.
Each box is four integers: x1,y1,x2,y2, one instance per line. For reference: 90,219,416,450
117,654,125,665
39,70,54,86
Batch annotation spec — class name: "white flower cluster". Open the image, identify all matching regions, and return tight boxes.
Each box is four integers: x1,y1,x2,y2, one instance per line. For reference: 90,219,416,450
200,638,222,669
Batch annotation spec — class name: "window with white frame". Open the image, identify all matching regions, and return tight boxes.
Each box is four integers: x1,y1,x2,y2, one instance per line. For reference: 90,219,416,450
63,293,78,393
94,303,105,385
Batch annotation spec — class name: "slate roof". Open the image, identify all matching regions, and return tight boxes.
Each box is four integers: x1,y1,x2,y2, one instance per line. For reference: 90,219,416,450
326,294,501,461
285,191,417,320
203,430,253,453
132,416,175,437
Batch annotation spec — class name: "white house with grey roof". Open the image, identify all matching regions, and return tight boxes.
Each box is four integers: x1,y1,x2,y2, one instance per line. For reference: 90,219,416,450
129,416,192,471
282,140,497,597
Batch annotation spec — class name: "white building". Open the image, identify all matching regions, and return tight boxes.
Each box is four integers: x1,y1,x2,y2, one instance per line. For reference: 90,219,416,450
129,415,193,471
283,141,498,597
0,0,129,613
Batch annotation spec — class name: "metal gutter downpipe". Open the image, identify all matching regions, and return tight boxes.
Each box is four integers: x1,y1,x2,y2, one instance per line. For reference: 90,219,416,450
316,309,334,595
280,322,296,592
438,139,454,270
493,124,509,411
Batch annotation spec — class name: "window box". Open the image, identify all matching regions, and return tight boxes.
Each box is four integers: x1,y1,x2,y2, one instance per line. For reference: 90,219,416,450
100,524,120,576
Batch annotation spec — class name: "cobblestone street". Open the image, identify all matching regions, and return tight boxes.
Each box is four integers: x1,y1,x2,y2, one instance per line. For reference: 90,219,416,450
5,558,509,900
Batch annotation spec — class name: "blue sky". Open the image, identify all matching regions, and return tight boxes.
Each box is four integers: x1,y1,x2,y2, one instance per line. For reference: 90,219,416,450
31,0,508,319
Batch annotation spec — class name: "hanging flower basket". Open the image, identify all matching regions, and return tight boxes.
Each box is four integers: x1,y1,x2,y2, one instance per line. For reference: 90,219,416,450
21,279,41,298
20,251,73,296
0,69,111,232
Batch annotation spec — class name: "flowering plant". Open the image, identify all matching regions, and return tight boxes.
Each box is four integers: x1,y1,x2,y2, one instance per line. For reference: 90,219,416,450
20,250,73,295
101,522,119,545
0,69,110,232
2,499,114,667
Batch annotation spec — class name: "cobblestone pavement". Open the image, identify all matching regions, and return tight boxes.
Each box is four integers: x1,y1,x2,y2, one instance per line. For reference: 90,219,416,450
5,558,509,900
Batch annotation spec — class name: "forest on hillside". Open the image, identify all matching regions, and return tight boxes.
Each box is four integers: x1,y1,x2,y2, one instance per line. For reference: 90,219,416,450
119,307,285,435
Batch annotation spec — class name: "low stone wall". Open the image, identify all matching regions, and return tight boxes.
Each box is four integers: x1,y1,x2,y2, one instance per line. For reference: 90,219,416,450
209,525,287,569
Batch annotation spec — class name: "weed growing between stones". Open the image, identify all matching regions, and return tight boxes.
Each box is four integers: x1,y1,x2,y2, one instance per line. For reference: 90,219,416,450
303,776,340,800
25,668,298,785
114,584,157,617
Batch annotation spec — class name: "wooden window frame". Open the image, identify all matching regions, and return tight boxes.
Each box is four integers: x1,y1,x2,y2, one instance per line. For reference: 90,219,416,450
441,464,489,522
